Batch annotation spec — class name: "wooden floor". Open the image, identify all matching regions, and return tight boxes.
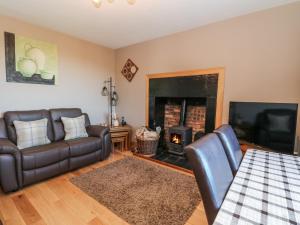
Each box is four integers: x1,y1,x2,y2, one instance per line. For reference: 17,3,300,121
0,151,208,225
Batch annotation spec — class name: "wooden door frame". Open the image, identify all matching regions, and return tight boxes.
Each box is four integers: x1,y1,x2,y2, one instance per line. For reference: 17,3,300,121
145,67,225,129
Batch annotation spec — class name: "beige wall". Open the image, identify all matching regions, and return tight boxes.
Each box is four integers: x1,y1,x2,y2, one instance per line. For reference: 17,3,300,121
0,15,115,124
1,3,299,149
115,2,300,150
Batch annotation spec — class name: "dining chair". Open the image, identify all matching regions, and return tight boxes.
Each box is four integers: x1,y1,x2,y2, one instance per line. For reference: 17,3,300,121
185,133,233,225
214,125,243,175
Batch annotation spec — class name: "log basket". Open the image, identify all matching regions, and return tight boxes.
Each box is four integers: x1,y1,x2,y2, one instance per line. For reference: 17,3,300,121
136,136,159,155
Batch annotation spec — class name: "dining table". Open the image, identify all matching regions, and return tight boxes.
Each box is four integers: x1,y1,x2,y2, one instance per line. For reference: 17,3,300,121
213,149,300,225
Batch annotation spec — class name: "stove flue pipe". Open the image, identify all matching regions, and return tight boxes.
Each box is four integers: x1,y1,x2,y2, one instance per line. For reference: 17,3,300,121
179,99,187,126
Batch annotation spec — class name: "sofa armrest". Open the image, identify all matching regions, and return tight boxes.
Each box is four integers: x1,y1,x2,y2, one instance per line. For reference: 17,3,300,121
86,125,109,138
86,125,111,160
0,138,19,155
0,138,22,192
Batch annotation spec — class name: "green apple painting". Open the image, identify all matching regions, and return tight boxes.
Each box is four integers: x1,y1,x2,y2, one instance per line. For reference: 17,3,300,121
5,32,58,85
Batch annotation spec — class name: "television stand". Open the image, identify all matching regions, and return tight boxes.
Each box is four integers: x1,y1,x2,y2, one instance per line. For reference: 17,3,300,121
239,140,272,155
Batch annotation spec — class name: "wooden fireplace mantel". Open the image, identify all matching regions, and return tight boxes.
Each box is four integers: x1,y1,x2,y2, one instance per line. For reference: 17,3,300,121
145,67,225,129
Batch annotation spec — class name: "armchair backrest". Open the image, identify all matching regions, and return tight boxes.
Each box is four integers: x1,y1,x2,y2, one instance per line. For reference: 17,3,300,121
261,109,297,132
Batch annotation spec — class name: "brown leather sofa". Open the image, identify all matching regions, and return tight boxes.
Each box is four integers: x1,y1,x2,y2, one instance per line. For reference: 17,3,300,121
0,108,111,193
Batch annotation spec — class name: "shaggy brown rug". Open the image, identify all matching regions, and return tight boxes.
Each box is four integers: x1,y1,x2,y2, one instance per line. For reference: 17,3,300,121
70,157,201,225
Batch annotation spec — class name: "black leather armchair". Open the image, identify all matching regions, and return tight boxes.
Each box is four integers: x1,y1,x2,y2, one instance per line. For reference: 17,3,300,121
185,133,233,225
256,109,296,153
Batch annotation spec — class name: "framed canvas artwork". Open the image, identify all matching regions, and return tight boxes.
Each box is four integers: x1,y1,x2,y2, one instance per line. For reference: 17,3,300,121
4,32,58,85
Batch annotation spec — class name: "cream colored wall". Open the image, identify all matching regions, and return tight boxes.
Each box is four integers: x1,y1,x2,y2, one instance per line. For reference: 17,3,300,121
0,15,115,124
115,2,300,150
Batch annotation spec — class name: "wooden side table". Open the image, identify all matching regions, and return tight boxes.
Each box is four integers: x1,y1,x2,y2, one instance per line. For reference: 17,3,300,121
110,125,132,151
112,137,126,152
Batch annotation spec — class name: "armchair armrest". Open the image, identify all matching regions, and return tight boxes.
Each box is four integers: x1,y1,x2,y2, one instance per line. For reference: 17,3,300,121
0,138,22,192
86,125,111,160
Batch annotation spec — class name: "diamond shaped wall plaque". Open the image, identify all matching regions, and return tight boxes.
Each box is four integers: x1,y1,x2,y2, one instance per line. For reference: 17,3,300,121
121,59,139,82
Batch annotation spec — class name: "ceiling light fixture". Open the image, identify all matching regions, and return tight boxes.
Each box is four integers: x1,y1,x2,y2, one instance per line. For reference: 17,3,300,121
92,0,136,8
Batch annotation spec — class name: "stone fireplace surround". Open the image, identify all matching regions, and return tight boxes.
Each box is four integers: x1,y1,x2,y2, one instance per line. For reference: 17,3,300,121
144,68,224,170
148,74,219,144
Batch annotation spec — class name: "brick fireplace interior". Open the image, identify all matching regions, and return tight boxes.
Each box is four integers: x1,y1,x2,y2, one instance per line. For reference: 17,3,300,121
164,99,206,143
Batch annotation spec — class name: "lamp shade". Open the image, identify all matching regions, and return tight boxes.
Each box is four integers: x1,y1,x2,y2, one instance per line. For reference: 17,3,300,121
101,86,108,96
92,0,102,8
127,0,136,5
111,98,117,106
112,91,119,101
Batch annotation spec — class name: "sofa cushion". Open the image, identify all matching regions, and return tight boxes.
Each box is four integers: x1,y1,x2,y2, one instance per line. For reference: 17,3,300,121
50,108,90,142
21,142,69,170
23,159,69,186
4,110,54,144
13,118,51,149
67,137,101,157
69,150,101,170
0,118,7,139
61,115,88,140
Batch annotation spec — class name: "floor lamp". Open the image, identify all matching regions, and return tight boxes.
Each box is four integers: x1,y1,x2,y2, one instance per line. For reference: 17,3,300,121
101,77,119,127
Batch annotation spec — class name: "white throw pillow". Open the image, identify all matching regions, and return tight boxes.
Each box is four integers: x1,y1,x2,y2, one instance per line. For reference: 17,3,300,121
13,118,51,149
61,115,88,140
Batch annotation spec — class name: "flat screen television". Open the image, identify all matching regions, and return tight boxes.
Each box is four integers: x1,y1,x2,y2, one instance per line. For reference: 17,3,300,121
229,102,298,154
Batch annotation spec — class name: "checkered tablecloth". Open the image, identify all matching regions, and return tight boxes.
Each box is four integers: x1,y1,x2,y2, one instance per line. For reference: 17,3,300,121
213,149,300,225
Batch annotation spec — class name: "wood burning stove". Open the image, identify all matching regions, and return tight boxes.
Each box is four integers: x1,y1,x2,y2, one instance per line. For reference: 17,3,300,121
168,126,192,155
167,99,193,155
170,133,182,145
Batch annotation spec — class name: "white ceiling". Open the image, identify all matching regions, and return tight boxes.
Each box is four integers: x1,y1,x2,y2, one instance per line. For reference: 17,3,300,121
0,0,297,49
